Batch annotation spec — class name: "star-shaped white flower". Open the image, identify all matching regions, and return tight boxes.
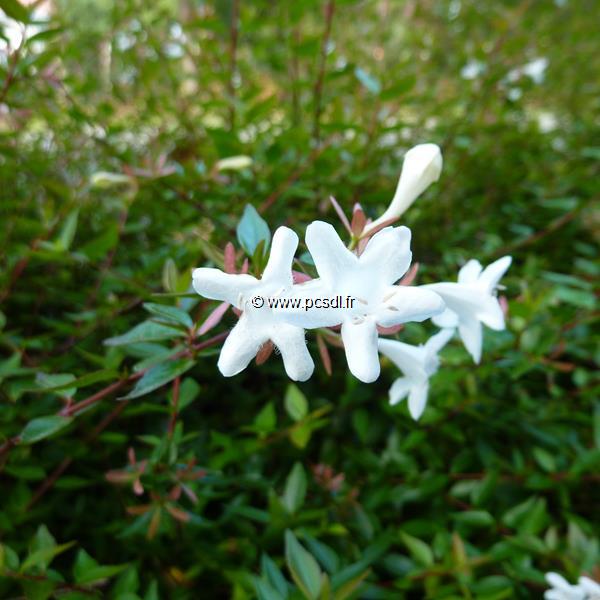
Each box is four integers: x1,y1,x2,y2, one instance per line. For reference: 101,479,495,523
279,221,445,383
378,328,453,419
544,573,600,600
423,256,512,363
192,226,314,381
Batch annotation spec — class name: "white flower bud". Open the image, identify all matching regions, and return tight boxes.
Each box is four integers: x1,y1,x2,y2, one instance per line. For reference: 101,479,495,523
364,143,442,233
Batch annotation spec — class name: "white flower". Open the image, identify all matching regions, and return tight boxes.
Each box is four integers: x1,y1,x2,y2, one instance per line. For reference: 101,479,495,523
192,227,314,381
423,256,512,364
279,222,445,383
364,143,442,234
579,577,600,599
378,328,454,419
544,572,600,600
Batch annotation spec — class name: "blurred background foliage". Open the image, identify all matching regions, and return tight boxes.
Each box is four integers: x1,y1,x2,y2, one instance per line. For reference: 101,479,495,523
0,0,599,598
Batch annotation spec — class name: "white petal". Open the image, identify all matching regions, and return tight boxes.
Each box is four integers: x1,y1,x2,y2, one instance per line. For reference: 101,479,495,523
365,143,442,231
270,324,314,381
423,282,485,317
578,577,600,596
544,592,568,600
261,226,298,284
479,255,512,291
425,328,454,355
458,316,483,363
378,337,426,380
408,381,429,420
192,268,257,307
458,259,483,284
341,318,380,382
359,226,412,284
273,280,344,329
546,574,573,592
377,285,445,327
305,221,358,286
432,308,459,328
389,377,412,405
217,314,268,376
477,295,506,331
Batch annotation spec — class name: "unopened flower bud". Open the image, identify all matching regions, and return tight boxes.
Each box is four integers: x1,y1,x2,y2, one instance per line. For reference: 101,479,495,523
364,143,442,234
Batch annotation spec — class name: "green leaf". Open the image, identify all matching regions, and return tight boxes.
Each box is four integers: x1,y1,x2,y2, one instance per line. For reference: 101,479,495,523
0,544,20,572
289,422,312,449
57,209,79,251
533,447,556,472
121,358,195,400
254,577,286,600
260,554,289,598
399,532,434,567
282,462,307,514
452,510,495,528
143,303,193,329
176,377,201,411
162,258,179,293
36,369,118,393
0,0,29,22
284,384,308,422
236,204,271,256
21,541,75,573
20,416,74,445
285,530,322,600
104,320,185,346
254,401,277,434
35,372,77,398
594,402,600,450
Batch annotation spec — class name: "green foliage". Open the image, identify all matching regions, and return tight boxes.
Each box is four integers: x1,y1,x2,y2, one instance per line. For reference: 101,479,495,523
0,0,598,598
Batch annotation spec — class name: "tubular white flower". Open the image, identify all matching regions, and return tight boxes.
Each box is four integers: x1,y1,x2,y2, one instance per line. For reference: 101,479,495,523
278,221,445,383
543,572,599,600
423,256,512,364
364,143,442,234
192,226,314,381
378,329,453,419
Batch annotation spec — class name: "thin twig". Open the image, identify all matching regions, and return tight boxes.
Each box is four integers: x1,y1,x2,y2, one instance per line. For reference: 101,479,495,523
312,0,335,144
167,376,181,438
228,0,240,131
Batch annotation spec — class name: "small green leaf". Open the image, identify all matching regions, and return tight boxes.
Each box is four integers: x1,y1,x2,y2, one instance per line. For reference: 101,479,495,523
254,577,286,600
260,554,288,598
533,447,556,472
236,204,271,256
20,416,74,445
104,320,185,346
121,358,195,400
36,369,117,393
162,258,179,293
57,209,79,251
21,541,75,573
285,530,322,600
452,510,495,528
254,402,277,434
143,303,193,329
399,532,434,567
282,462,307,514
284,384,308,422
35,372,77,398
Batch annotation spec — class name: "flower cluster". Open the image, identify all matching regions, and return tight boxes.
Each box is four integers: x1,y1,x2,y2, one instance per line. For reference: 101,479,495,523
544,572,600,600
192,144,512,419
